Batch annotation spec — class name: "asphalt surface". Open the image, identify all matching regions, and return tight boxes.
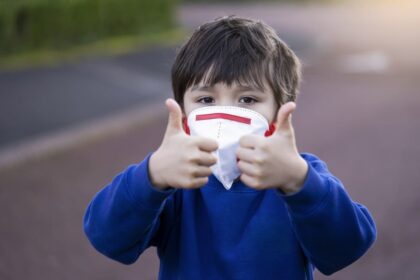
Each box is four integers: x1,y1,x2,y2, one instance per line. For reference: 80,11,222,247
1,2,420,279
0,47,175,150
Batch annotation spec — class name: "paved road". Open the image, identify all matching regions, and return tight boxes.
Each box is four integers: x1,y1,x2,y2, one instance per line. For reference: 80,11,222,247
0,47,175,150
1,2,420,279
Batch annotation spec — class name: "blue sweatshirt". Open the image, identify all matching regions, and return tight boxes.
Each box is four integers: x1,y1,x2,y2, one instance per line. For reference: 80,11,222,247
84,153,376,279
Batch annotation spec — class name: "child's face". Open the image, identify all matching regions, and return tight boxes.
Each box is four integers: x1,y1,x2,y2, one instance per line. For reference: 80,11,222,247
183,82,278,123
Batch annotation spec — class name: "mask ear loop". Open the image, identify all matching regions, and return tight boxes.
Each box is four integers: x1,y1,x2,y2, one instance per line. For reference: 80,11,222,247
264,123,276,137
182,117,191,135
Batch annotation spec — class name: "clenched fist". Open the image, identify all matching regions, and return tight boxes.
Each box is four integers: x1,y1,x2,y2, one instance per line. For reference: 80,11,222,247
236,102,308,194
148,99,218,190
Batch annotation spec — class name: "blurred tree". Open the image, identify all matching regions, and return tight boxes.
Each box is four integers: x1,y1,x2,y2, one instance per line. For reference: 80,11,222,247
0,0,176,55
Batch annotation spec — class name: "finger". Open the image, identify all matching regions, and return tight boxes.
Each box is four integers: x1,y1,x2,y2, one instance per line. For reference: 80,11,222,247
191,166,213,178
195,151,217,166
237,160,261,177
275,102,296,133
195,137,219,152
165,98,184,135
239,134,262,149
236,147,255,163
184,177,209,189
240,173,262,189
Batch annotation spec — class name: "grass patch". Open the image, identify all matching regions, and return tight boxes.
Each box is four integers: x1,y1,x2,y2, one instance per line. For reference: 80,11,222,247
0,28,186,70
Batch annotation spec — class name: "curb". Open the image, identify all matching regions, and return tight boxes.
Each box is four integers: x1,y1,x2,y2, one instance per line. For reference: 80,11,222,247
0,102,166,171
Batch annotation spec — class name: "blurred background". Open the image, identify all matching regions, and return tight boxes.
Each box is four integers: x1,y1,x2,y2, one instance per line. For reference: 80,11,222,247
1,0,419,279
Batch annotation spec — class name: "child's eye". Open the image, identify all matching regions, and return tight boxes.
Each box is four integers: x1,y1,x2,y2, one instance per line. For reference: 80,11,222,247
197,97,215,104
239,96,258,104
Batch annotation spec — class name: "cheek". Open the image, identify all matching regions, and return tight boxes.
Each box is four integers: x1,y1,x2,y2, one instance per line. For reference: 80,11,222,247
182,104,193,118
269,103,279,123
182,94,195,117
260,104,278,124
257,94,278,123
269,110,277,123
183,103,205,118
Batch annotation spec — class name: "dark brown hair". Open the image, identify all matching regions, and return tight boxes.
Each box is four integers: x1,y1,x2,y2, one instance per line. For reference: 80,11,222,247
171,16,302,108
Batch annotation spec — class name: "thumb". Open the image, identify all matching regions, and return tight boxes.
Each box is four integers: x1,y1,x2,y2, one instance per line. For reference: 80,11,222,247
275,102,296,133
165,98,183,134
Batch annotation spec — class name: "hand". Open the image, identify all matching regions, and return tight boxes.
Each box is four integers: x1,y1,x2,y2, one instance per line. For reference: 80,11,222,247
236,102,308,194
148,99,218,190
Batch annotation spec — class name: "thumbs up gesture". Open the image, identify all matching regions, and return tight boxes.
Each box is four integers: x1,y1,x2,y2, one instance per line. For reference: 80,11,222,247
236,102,308,194
149,99,219,190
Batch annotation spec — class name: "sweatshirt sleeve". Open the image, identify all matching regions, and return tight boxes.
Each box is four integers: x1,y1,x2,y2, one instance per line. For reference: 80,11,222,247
83,153,176,265
276,153,377,275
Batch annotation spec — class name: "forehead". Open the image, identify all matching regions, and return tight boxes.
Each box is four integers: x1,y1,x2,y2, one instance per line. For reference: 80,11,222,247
186,60,272,92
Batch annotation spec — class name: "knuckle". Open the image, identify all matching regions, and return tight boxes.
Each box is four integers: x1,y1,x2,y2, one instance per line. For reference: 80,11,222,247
186,152,199,163
185,155,194,164
190,178,207,188
202,153,214,164
253,179,263,189
187,166,197,177
184,179,195,189
252,177,260,187
203,167,213,176
200,177,209,186
209,156,217,165
208,139,218,150
253,155,265,164
179,178,189,188
242,175,258,189
190,168,199,177
190,182,198,189
182,167,193,180
253,168,263,178
236,147,244,158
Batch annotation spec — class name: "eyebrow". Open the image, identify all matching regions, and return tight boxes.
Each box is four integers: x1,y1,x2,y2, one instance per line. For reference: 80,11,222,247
190,84,265,94
190,85,215,92
234,85,264,94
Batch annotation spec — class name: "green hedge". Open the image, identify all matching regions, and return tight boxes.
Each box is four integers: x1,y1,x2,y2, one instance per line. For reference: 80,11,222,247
0,0,176,55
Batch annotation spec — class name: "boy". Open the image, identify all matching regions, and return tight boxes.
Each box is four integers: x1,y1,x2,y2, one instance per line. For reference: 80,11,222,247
84,16,376,279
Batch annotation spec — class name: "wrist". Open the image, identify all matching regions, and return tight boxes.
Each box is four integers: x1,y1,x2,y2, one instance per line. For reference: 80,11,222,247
282,156,308,195
148,151,169,191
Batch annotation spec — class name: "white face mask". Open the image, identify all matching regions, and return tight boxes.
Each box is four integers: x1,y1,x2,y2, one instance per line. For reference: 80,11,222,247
187,106,270,190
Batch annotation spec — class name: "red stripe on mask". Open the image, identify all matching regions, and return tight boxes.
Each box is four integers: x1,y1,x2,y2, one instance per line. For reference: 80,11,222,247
196,113,251,124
